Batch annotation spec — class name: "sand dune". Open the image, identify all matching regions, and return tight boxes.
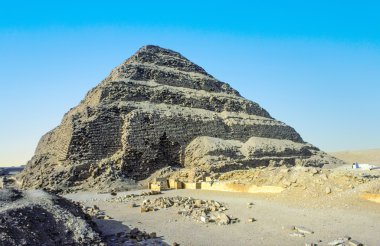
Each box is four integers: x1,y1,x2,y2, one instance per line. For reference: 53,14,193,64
330,148,380,164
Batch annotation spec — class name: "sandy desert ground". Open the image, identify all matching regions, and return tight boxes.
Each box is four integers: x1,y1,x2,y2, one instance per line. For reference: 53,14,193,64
330,149,380,165
65,167,380,246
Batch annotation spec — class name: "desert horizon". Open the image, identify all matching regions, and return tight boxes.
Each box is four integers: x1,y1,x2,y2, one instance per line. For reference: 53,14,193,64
330,148,380,165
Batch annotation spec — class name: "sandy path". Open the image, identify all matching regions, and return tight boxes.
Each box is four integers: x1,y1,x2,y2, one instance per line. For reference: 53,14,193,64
65,189,380,246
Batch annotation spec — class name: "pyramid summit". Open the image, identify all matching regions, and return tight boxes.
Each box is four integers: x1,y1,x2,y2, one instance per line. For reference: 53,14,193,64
19,45,343,191
126,45,210,75
106,44,243,98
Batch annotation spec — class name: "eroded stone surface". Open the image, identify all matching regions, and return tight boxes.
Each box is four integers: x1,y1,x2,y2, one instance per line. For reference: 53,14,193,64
19,45,344,191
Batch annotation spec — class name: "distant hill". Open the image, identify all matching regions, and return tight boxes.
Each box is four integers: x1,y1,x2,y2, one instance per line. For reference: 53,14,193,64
329,149,380,164
0,166,24,176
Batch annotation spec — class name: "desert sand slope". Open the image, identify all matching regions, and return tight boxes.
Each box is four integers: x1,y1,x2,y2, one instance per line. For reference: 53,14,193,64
330,148,380,165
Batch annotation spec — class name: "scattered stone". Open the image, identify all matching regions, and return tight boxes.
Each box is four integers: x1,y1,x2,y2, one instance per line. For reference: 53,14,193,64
295,226,314,234
325,187,332,194
129,203,137,208
289,232,305,238
140,206,149,213
343,235,351,241
310,168,319,175
328,238,347,245
230,217,240,224
141,190,162,196
103,227,162,244
348,240,363,246
282,180,292,188
282,225,295,231
247,218,256,223
108,191,162,203
216,212,230,225
138,196,236,225
80,204,111,220
200,216,209,223
194,199,203,207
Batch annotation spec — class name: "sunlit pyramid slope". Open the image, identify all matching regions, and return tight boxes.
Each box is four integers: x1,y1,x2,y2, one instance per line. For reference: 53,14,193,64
19,45,343,190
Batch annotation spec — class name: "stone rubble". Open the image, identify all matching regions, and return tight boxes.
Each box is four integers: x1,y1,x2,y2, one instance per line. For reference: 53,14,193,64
104,227,167,246
294,226,314,235
328,238,348,245
107,190,162,203
325,187,332,194
327,236,363,246
289,232,305,238
348,240,364,246
286,225,365,246
139,196,237,225
79,204,111,220
81,191,159,217
76,201,169,245
247,218,256,223
0,189,103,245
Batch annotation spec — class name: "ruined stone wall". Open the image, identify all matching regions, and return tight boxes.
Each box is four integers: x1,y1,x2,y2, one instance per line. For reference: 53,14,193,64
34,118,73,161
97,81,270,117
67,111,123,162
110,64,240,96
116,106,303,178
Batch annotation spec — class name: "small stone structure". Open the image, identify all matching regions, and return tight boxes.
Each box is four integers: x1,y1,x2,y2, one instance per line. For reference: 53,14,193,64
149,177,284,194
149,178,183,191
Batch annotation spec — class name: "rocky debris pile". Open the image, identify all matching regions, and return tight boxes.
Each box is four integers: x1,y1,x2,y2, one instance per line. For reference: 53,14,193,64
285,225,364,246
107,190,161,203
0,189,103,245
104,228,168,246
216,166,380,196
73,195,170,245
287,226,314,238
0,188,22,203
328,238,363,246
0,176,17,189
79,204,112,220
140,196,238,225
89,191,166,216
19,45,344,192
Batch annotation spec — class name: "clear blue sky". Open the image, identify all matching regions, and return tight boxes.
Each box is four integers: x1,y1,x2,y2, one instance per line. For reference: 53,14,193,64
1,1,380,166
